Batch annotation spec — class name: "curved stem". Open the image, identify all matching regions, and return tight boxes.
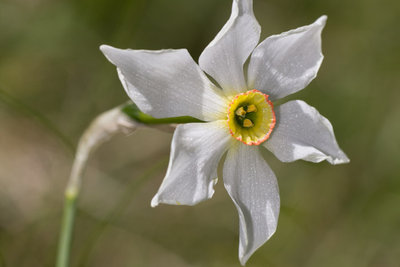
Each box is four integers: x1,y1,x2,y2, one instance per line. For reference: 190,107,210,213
56,106,137,267
121,102,203,125
56,101,199,267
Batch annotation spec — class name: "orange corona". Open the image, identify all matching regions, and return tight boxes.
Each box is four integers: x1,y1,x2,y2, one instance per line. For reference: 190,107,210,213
227,89,276,145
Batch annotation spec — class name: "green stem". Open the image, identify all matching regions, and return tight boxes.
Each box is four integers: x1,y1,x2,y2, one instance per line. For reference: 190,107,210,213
56,192,77,267
56,102,200,267
55,104,140,267
121,102,203,124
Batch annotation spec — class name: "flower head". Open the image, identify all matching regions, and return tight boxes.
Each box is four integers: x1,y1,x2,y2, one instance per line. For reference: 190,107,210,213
100,0,349,264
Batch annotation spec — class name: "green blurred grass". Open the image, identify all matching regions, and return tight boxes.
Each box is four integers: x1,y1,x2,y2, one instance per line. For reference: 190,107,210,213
0,0,399,266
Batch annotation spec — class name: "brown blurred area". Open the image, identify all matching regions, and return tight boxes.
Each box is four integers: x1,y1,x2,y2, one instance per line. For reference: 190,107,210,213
1,0,400,266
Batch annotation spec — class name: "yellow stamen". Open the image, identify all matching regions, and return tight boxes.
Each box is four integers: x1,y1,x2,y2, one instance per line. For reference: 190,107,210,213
243,119,254,128
246,104,257,113
235,106,246,117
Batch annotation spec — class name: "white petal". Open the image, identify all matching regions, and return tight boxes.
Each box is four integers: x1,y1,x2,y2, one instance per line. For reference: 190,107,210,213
151,121,230,207
264,100,350,164
199,0,261,94
223,144,280,265
100,45,228,121
248,16,327,100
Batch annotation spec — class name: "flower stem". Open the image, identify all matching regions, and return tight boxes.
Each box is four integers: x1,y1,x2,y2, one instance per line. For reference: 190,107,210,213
121,102,203,125
56,102,199,267
56,106,137,267
56,192,77,267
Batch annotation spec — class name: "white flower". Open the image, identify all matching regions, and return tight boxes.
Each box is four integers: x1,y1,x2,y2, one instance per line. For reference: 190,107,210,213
100,0,349,264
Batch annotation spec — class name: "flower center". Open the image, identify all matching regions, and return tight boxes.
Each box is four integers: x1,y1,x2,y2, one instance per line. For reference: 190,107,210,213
227,89,276,145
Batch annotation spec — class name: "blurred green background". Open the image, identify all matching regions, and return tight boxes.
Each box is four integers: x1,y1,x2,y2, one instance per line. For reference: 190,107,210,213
0,0,399,266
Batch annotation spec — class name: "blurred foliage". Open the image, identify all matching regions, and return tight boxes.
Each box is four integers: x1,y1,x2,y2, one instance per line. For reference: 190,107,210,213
0,0,399,266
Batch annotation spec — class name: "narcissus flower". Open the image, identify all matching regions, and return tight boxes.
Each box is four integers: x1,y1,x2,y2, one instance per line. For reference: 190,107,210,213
100,0,349,264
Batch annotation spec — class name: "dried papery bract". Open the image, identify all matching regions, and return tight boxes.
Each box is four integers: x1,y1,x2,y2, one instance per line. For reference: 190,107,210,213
57,103,176,267
66,105,137,197
57,105,137,267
